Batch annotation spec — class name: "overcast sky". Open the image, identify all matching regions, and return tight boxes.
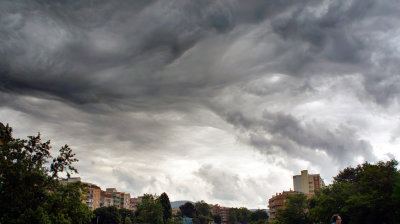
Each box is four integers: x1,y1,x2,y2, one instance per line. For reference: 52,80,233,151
1,0,400,208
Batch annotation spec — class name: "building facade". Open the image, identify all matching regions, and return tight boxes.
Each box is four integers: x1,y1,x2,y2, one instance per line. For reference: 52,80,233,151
129,197,142,211
105,188,131,209
85,183,101,210
60,178,136,211
268,190,300,221
293,170,324,194
209,204,229,224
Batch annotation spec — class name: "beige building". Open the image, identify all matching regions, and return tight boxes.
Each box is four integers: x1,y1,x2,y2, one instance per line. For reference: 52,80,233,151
105,188,131,209
293,170,324,194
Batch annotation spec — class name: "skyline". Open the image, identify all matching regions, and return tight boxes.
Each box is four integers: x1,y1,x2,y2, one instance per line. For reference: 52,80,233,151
1,0,400,208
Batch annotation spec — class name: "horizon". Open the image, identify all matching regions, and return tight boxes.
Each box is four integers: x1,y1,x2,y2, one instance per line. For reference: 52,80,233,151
1,0,399,208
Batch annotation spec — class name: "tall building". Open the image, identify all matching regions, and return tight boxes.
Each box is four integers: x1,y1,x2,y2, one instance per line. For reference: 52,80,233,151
85,183,101,210
293,170,324,194
268,190,300,221
104,188,131,209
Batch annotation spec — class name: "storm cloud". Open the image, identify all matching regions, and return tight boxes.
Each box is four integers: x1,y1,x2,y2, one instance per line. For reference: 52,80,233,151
1,0,400,208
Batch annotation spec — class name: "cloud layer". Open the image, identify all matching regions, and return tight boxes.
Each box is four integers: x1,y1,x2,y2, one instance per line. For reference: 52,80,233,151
1,0,400,208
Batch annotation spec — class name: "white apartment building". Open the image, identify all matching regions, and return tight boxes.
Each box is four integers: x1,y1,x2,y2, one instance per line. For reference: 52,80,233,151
293,170,324,194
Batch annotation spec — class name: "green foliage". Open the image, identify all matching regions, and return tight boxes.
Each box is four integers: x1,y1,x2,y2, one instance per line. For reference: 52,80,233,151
135,194,164,224
308,160,400,224
275,193,308,224
249,209,269,224
194,201,211,217
229,207,251,224
119,208,135,224
124,216,132,224
92,207,134,224
213,214,222,224
179,202,196,218
192,201,214,224
307,182,352,223
93,206,122,224
0,123,93,223
159,192,173,223
167,217,184,224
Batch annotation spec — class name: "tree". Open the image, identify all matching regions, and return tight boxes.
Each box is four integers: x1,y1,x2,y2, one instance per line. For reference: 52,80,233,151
179,202,196,218
167,217,184,224
249,209,268,224
229,207,251,224
92,207,134,224
195,201,211,217
159,192,172,223
124,216,132,224
93,206,122,224
119,208,135,224
0,122,93,223
135,194,164,224
308,160,400,224
307,182,351,223
275,193,308,224
213,214,222,224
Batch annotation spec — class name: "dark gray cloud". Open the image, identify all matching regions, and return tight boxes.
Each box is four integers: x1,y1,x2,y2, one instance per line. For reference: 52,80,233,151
1,0,400,207
221,108,375,168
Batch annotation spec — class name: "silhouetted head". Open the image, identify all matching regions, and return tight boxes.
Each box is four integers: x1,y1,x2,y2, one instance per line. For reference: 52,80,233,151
332,214,342,224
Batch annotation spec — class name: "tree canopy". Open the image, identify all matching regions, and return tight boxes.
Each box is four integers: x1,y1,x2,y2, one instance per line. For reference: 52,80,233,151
135,194,164,224
179,202,196,218
309,160,400,224
0,122,93,223
274,160,400,224
159,192,173,223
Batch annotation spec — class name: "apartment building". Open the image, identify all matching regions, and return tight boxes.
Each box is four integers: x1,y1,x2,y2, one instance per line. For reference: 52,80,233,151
86,183,101,210
101,190,114,207
129,197,142,211
105,188,131,209
268,190,299,221
209,204,229,223
60,178,135,210
293,170,325,194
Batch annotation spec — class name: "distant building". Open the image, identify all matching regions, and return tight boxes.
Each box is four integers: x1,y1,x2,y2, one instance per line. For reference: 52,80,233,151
60,177,82,184
129,198,137,211
219,207,229,223
60,178,136,210
60,178,102,211
104,188,131,209
293,170,325,194
209,204,229,224
85,183,101,210
101,190,114,207
268,190,300,221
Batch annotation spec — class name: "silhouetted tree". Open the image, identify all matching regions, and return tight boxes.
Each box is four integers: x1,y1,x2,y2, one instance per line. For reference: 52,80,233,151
180,202,196,218
159,192,172,223
0,122,93,223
